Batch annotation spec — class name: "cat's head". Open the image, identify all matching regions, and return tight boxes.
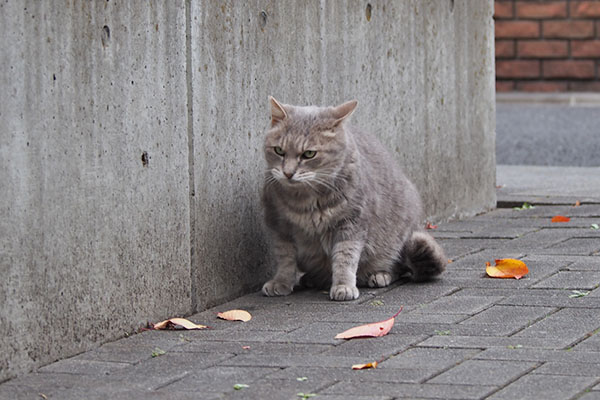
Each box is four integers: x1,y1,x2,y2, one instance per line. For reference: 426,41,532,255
264,97,357,189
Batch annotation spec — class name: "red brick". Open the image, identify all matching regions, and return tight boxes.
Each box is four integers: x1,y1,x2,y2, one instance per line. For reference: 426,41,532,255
496,81,516,92
570,1,600,18
496,60,541,78
516,1,567,18
496,21,540,39
517,40,568,58
543,60,595,78
494,1,514,19
569,81,600,91
572,40,600,58
543,20,594,39
496,40,516,58
516,81,568,92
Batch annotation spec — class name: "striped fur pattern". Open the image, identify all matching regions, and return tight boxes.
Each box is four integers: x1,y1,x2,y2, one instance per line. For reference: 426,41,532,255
261,98,446,301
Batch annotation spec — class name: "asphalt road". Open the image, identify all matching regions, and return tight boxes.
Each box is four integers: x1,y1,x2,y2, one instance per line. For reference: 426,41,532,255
496,98,600,167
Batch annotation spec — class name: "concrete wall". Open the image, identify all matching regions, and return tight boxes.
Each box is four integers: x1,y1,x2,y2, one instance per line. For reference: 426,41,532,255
0,0,495,381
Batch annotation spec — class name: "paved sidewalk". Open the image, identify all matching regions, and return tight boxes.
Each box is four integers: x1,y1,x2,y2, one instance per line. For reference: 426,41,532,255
2,166,600,400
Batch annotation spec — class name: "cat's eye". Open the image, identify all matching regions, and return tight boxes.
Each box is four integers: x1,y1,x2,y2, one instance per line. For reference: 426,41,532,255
302,150,317,159
273,146,285,156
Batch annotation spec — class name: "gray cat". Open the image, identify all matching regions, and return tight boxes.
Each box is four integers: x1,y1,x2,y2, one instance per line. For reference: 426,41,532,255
261,97,446,301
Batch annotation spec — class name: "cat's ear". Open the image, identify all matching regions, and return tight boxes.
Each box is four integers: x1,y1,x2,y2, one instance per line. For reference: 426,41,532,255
269,96,287,127
332,100,358,126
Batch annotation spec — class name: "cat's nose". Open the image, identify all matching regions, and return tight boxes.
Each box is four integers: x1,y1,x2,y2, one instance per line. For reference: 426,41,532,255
284,171,294,179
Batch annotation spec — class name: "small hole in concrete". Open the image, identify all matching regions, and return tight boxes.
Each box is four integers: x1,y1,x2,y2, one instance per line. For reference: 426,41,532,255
366,3,372,21
141,151,149,167
101,25,110,47
259,10,267,29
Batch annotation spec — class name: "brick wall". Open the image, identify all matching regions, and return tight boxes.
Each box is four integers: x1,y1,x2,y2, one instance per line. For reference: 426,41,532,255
495,0,600,91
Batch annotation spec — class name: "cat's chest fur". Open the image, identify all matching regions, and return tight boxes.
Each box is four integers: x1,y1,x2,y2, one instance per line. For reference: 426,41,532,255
279,193,348,237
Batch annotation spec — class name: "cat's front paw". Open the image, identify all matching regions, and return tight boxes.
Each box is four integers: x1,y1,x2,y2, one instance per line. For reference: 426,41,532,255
329,284,359,301
367,272,393,288
262,280,293,297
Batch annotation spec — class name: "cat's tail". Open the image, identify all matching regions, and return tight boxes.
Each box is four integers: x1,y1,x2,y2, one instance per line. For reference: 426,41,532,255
403,231,447,281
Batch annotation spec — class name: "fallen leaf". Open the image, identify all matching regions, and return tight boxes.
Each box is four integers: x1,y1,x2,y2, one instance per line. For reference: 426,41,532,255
486,259,529,280
551,215,570,223
217,309,252,322
297,394,316,399
569,290,590,298
352,361,378,370
335,307,402,339
152,317,207,330
574,200,581,207
242,345,251,350
39,394,48,400
591,224,599,230
425,221,438,229
369,300,384,306
448,259,453,263
434,329,451,336
233,384,249,390
507,344,523,349
513,202,534,210
296,377,308,382
151,347,166,357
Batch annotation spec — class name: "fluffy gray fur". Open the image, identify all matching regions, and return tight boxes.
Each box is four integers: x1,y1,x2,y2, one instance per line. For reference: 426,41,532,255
261,97,446,301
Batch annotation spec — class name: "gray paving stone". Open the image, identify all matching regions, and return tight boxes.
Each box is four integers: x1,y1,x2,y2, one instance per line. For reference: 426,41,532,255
270,322,371,345
578,393,600,400
428,359,537,386
498,228,589,253
474,348,600,363
532,271,600,290
322,381,497,399
514,308,600,344
566,257,600,271
434,218,541,239
156,366,279,393
267,365,437,385
113,352,235,390
389,321,522,337
459,305,556,326
436,238,512,259
417,335,570,350
410,295,504,315
172,341,334,355
218,353,370,368
202,377,334,400
532,361,600,376
499,289,600,308
487,374,596,400
573,331,600,352
540,238,600,256
376,283,460,306
381,347,479,370
38,358,132,376
399,312,467,324
0,373,102,400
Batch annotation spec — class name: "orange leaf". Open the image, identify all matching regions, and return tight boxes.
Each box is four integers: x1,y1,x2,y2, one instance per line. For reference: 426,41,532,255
217,309,252,322
425,222,438,230
352,361,378,370
551,215,570,223
153,317,207,330
335,307,402,339
574,200,581,207
486,259,529,280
